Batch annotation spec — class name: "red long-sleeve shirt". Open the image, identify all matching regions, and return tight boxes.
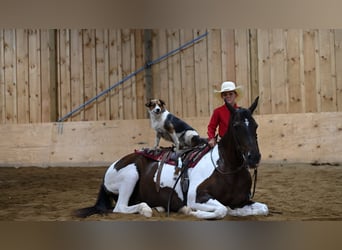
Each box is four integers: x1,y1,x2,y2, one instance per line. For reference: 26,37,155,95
207,103,237,139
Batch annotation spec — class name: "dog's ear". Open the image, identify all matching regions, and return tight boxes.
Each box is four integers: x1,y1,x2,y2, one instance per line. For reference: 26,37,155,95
145,99,152,108
159,99,166,106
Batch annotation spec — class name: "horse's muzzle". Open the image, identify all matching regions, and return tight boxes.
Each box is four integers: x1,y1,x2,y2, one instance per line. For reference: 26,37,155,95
245,152,261,169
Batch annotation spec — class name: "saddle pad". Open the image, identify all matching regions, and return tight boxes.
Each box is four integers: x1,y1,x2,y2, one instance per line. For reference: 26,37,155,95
135,144,211,168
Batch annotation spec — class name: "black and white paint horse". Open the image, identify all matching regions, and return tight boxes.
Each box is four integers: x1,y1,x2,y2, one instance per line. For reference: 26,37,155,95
74,97,268,219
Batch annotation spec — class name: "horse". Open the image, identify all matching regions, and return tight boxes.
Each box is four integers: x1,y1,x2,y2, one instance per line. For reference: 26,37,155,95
74,96,268,219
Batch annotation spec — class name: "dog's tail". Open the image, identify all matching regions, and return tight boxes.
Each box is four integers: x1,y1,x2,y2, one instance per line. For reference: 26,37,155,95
73,183,115,218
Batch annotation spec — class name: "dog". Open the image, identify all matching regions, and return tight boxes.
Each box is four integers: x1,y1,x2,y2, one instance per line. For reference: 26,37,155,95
145,99,206,151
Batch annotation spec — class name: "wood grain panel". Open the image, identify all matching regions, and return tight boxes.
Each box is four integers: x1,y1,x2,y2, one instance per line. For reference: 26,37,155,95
0,112,340,167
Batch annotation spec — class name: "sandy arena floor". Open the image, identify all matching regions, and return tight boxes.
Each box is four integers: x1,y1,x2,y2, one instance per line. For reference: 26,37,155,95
0,163,341,221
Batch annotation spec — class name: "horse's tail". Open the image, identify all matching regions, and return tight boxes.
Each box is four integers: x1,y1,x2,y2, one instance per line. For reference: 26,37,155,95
73,183,115,218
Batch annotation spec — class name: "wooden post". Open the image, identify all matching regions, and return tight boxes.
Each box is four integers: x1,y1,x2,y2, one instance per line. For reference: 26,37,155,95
249,29,259,112
48,29,57,122
144,29,153,101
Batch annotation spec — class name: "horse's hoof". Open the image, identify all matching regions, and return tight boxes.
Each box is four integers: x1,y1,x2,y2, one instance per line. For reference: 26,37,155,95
227,202,269,216
178,206,192,215
140,202,153,217
154,206,165,213
252,202,269,215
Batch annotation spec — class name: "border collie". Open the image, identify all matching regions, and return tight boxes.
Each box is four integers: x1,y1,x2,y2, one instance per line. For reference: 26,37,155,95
145,99,206,151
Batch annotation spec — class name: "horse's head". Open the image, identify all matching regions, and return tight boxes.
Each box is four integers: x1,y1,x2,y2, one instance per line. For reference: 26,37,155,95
223,97,261,168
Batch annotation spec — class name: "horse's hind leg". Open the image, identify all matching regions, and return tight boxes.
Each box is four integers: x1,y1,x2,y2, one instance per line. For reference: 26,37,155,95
114,198,153,217
114,182,153,217
108,165,153,217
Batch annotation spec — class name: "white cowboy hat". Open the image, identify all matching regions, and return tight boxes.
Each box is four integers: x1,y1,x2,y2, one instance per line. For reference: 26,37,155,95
214,81,243,100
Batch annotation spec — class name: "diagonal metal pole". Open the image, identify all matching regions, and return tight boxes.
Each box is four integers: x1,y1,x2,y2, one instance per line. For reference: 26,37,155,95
57,31,208,122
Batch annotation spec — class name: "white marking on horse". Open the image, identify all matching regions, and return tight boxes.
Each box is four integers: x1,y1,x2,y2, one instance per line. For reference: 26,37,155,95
244,118,249,127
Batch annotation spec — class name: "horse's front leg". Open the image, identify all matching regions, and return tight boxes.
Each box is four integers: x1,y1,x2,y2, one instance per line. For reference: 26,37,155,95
153,206,192,215
189,198,228,219
226,202,269,216
187,189,227,219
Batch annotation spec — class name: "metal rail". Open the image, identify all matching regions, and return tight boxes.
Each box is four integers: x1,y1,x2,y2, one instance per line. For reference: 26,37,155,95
57,31,208,122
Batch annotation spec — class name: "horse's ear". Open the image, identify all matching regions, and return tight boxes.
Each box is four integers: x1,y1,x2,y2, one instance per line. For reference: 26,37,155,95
224,98,236,114
249,96,259,114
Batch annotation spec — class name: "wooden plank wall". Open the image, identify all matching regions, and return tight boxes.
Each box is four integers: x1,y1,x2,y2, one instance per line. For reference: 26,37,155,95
256,29,341,114
56,29,146,121
0,112,341,167
0,29,56,124
0,29,342,124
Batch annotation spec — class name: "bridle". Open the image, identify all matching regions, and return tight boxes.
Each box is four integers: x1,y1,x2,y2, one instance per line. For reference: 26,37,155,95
210,148,247,175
